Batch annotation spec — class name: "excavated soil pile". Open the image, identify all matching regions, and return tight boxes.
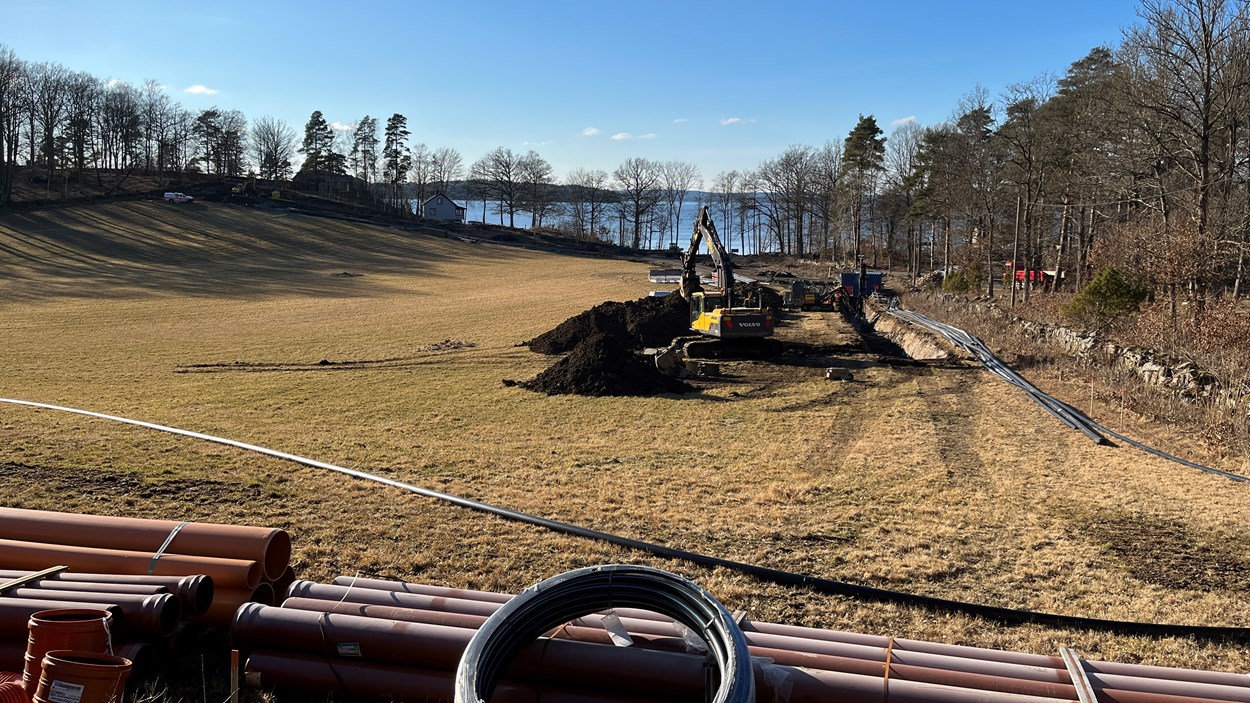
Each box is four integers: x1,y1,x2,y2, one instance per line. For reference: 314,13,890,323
526,293,688,354
521,333,695,397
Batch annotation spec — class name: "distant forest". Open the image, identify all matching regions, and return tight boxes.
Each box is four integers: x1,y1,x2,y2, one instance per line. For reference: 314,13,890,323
2,0,1249,324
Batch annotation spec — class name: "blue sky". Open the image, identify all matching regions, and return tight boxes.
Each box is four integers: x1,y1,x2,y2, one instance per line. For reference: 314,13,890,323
3,0,1143,182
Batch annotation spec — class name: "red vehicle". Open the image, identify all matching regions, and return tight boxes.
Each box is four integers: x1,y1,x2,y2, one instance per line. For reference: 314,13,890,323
1004,261,1057,286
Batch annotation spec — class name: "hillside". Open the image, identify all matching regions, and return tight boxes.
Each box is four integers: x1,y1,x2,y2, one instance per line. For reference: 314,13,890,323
0,200,1248,684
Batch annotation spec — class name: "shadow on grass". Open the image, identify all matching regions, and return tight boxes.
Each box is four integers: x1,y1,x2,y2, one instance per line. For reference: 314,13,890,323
0,201,557,302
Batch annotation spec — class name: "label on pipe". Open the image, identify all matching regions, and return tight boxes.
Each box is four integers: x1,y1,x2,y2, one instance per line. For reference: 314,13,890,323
600,612,635,647
48,680,85,703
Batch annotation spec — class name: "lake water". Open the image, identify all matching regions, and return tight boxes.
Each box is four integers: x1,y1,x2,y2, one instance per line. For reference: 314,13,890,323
420,197,763,254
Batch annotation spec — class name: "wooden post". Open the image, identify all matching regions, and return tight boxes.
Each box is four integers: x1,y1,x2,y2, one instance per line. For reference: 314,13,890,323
230,648,240,703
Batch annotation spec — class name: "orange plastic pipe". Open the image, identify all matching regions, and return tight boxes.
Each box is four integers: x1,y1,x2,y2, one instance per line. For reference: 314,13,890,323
306,580,1250,702
191,583,274,627
244,649,677,703
32,651,131,703
113,642,153,679
0,507,290,581
328,578,1062,666
289,583,1072,683
0,681,22,703
239,635,1080,703
13,581,168,597
233,604,1087,703
0,570,213,616
269,567,296,600
0,599,122,633
3,590,180,638
279,598,1225,703
329,576,511,603
22,609,113,695
280,598,689,653
0,538,260,589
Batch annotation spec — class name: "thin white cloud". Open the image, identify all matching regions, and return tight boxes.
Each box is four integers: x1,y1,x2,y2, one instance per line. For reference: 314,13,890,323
610,132,631,141
581,127,600,137
523,140,551,147
184,84,219,96
720,117,755,126
638,133,657,140
672,118,687,124
891,115,917,127
105,78,126,89
329,121,355,132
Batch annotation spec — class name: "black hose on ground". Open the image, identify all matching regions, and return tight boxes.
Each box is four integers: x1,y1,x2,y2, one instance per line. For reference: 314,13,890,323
2,396,1248,641
885,307,1250,483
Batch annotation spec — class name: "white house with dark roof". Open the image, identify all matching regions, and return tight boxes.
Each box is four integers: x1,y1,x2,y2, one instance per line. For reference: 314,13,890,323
420,193,467,222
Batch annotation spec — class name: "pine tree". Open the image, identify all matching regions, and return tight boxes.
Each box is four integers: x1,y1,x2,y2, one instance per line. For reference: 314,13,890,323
349,116,378,186
299,110,334,190
842,114,886,261
382,113,410,212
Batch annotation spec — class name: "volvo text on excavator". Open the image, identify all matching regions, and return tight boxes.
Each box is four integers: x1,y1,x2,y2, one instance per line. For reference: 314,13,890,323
652,206,783,371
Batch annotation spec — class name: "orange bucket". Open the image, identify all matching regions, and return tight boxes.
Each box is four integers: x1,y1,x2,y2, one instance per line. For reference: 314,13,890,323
22,609,112,695
33,652,130,703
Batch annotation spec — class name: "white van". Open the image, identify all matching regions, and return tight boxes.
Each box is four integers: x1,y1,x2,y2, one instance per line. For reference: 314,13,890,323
163,192,194,203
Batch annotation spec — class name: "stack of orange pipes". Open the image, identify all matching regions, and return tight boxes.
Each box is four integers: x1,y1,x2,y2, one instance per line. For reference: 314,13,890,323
0,507,293,672
234,576,1250,703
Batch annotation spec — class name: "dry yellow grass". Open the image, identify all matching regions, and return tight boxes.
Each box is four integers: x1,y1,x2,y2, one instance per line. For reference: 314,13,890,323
0,201,1248,679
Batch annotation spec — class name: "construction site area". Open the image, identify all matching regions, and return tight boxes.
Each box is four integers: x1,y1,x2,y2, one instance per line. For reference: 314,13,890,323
0,200,1248,703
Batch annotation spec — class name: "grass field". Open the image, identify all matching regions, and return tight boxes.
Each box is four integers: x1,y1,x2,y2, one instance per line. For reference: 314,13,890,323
1,201,1248,683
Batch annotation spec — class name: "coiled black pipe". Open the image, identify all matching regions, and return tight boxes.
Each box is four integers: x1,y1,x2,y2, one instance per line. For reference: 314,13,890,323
453,564,753,703
3,396,1248,641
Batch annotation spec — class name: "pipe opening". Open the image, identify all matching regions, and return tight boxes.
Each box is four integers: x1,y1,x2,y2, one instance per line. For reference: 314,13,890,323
262,532,291,582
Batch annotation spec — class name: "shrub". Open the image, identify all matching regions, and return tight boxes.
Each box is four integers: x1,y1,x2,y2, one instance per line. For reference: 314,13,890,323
1062,266,1148,328
943,269,972,294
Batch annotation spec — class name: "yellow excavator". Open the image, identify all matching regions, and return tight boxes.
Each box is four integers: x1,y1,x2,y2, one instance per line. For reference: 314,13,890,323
653,206,782,371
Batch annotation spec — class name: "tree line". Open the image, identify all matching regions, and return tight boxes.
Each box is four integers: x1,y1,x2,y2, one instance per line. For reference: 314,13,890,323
2,0,1248,319
732,0,1250,324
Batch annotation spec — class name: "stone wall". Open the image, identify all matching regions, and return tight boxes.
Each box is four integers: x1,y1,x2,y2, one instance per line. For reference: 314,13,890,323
911,294,1248,410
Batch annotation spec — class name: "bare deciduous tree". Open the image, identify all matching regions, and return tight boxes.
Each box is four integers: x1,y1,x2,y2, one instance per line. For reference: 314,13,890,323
409,142,433,206
430,146,463,194
613,157,662,249
565,168,612,240
659,161,702,247
519,150,556,228
469,146,524,227
250,115,297,180
0,44,26,203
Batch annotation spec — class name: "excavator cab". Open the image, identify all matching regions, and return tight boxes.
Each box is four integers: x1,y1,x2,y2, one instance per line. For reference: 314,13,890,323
689,291,719,325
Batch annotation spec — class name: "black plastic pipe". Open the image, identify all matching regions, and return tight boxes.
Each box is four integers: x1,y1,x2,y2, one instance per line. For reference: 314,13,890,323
3,397,1247,641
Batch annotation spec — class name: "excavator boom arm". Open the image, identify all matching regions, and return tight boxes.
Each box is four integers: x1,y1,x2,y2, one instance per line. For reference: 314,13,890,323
680,206,735,307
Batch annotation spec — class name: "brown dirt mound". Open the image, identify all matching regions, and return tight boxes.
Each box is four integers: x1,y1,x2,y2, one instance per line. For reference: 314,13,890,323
521,333,695,397
526,293,688,354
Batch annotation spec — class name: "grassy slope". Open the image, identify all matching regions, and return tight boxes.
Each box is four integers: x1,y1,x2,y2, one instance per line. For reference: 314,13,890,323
0,201,1248,676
